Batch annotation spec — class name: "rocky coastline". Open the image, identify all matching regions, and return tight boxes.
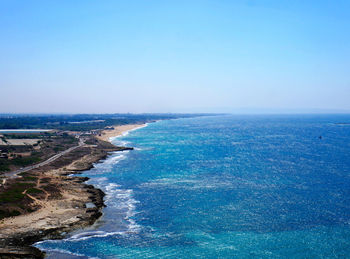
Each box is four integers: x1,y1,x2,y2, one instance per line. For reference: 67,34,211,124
0,138,134,259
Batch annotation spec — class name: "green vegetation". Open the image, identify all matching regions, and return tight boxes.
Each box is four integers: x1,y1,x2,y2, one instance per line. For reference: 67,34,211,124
0,162,10,171
26,187,44,194
85,138,98,145
20,175,37,182
2,134,44,139
0,153,42,173
53,146,64,152
0,182,35,203
0,209,21,219
64,136,77,144
12,155,41,167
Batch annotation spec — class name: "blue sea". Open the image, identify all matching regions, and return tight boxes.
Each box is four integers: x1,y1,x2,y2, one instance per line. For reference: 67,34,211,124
36,115,350,258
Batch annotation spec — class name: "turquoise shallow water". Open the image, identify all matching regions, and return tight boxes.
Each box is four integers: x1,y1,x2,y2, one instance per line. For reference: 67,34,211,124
36,115,350,258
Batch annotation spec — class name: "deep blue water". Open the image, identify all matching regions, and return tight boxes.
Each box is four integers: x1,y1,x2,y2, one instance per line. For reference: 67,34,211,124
36,115,350,258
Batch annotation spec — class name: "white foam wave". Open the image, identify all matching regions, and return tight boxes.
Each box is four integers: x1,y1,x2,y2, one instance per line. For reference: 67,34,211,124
33,245,99,259
103,183,141,232
104,154,126,165
89,152,129,173
111,139,130,146
95,177,108,182
68,230,126,241
65,228,141,242
64,217,141,242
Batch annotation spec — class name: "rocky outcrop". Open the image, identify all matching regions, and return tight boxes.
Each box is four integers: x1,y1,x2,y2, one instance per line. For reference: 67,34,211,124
0,178,106,259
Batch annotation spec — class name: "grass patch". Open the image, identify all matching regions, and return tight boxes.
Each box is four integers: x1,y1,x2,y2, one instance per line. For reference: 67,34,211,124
0,155,41,172
20,176,37,182
12,156,41,167
26,188,44,194
0,182,35,203
0,189,25,202
0,163,10,171
0,209,21,219
53,146,64,152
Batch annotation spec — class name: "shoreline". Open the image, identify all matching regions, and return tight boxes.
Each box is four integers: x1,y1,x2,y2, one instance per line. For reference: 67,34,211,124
0,124,146,259
96,123,147,143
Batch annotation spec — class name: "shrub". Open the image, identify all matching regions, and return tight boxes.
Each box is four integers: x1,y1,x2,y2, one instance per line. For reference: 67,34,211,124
26,188,44,194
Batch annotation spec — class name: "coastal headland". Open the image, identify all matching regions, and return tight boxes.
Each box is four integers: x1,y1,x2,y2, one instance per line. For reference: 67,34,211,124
0,124,145,258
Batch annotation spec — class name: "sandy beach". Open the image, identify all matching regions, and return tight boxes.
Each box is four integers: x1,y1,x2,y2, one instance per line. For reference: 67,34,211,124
97,124,146,142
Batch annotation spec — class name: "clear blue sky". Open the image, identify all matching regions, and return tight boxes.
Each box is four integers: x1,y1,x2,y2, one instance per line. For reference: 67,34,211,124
1,0,349,113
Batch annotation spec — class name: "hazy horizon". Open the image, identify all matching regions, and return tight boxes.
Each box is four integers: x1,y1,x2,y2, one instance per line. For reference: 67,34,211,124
1,108,350,116
1,1,349,113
